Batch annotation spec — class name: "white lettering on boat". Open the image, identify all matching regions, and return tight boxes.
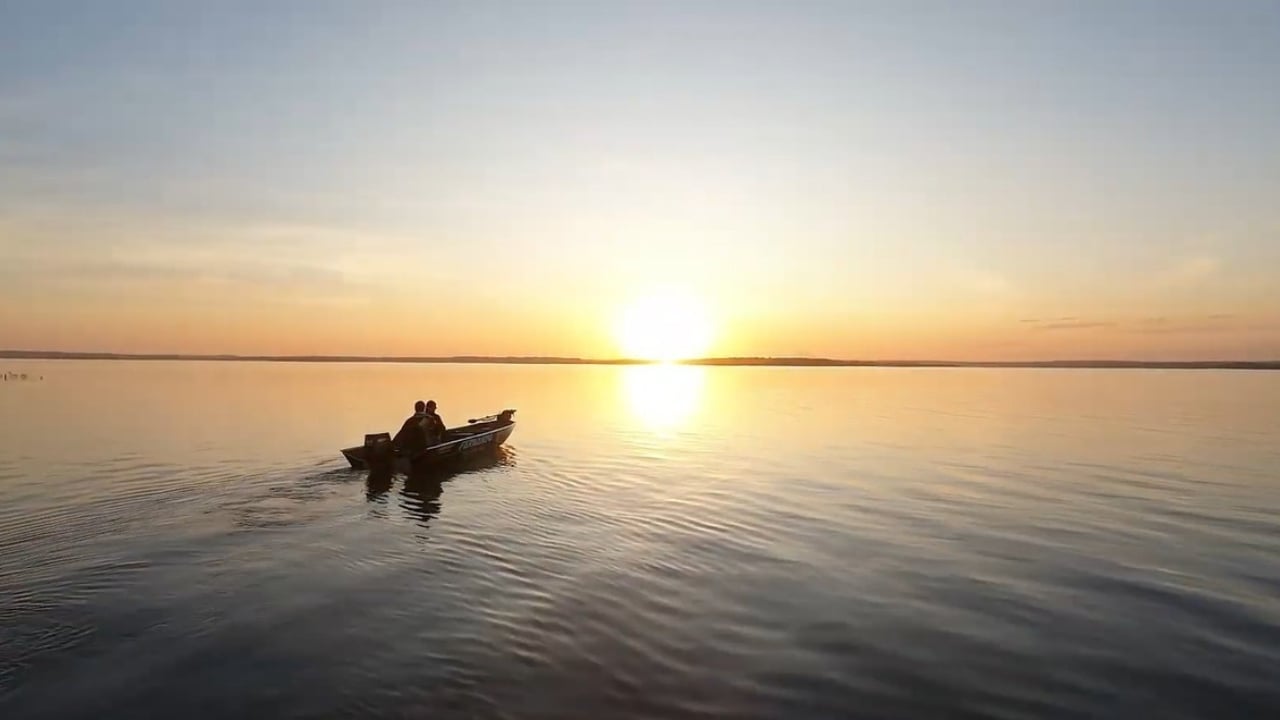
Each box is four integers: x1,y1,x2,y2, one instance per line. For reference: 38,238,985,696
458,435,491,450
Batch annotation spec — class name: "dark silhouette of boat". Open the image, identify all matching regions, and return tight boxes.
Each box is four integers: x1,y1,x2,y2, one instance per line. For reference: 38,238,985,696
341,409,516,475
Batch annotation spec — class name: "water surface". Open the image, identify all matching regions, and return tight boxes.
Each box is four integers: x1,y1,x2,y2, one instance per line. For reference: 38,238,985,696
2,361,1279,718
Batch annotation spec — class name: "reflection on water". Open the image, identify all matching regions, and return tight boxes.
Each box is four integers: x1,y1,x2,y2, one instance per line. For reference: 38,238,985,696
365,447,516,529
399,478,444,528
365,473,394,501
621,364,706,431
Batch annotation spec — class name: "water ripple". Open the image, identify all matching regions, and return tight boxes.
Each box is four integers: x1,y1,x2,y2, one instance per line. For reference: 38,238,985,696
4,366,1280,718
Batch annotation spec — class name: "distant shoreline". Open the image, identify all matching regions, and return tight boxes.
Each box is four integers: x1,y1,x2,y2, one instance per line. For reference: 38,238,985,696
2,350,1277,370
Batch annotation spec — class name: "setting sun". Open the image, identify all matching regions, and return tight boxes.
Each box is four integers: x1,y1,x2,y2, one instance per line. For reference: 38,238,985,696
615,291,714,362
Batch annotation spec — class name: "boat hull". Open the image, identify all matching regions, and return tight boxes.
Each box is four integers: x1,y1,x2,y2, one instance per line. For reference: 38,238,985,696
341,413,515,475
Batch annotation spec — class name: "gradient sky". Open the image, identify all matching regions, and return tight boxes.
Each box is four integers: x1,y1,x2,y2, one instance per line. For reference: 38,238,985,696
2,0,1278,360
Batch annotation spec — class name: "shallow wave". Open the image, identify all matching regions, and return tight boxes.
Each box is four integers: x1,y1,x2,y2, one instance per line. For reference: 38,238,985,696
4,367,1280,718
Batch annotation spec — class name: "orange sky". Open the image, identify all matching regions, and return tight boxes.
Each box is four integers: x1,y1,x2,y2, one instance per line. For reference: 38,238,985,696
2,4,1278,361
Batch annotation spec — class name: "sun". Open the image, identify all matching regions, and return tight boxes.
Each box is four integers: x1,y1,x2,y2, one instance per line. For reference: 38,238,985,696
615,290,713,362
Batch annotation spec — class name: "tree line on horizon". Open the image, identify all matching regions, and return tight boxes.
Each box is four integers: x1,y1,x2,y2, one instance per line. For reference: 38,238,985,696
0,350,1276,369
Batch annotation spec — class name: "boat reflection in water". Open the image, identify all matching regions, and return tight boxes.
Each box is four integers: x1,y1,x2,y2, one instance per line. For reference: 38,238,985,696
621,363,706,432
365,445,516,528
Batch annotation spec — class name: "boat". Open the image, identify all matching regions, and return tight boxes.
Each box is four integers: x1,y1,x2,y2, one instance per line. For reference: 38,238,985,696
341,409,516,475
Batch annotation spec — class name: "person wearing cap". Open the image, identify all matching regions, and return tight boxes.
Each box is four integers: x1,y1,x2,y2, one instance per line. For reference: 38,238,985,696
393,400,430,453
422,400,447,445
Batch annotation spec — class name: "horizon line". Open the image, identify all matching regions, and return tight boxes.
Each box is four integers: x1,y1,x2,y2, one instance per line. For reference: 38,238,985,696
2,350,1277,370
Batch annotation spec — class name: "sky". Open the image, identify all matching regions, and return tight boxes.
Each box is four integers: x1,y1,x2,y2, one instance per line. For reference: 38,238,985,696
1,0,1278,360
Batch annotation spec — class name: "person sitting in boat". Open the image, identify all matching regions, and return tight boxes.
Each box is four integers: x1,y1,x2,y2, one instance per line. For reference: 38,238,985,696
422,400,447,445
393,400,430,453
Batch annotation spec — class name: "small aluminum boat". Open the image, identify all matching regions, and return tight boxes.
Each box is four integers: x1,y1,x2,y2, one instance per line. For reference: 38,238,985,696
341,409,516,475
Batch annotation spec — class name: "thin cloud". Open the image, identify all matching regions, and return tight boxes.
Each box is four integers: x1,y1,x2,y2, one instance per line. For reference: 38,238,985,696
1133,324,1236,335
1126,314,1247,335
4,255,348,286
1020,316,1078,326
1152,255,1221,288
957,269,1012,296
1033,321,1116,332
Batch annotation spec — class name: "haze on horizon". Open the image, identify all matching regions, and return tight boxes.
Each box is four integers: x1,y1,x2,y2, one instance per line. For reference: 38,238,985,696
2,1,1278,362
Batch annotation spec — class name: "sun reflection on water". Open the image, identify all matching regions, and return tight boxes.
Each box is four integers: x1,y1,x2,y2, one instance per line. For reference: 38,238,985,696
621,364,707,432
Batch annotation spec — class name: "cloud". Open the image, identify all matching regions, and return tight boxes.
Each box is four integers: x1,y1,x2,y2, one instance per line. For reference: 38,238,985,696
1152,255,1221,289
1123,313,1251,335
1032,320,1116,332
1,208,429,281
1020,313,1255,336
1020,315,1115,331
1132,324,1234,335
1019,315,1080,325
1,253,360,297
0,222,388,310
956,270,1012,296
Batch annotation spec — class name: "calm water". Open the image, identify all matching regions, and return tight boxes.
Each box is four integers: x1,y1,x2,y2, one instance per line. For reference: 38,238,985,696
1,361,1279,719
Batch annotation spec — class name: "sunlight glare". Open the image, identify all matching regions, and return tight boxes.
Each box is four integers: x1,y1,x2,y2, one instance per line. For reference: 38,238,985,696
621,364,706,431
615,290,713,362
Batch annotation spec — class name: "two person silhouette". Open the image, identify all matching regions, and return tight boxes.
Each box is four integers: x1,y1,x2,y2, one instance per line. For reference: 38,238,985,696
392,400,447,453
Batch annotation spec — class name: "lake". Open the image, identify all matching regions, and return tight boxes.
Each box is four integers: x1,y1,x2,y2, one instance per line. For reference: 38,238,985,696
1,361,1278,719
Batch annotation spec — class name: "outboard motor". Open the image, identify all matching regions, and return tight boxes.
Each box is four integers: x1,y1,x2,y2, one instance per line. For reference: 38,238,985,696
364,432,395,478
